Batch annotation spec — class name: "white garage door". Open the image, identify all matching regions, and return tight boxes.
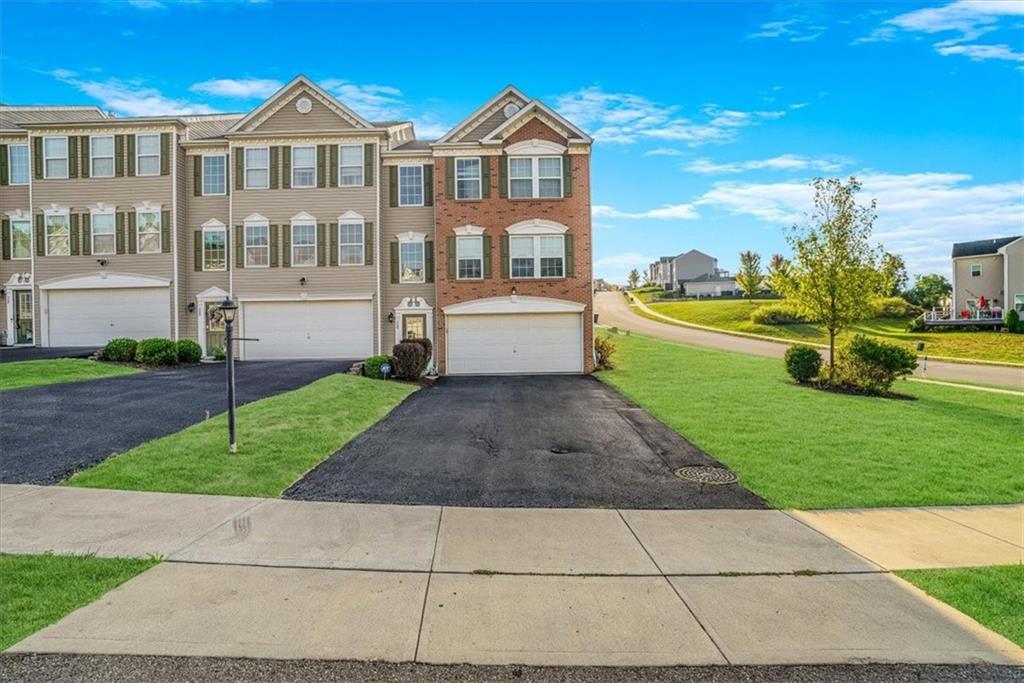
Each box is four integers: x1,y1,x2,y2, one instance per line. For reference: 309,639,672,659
242,300,373,360
447,313,583,375
48,287,171,347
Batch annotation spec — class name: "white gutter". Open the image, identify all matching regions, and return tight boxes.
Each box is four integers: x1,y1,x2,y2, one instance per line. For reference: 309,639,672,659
28,136,36,346
171,131,179,340
375,141,382,355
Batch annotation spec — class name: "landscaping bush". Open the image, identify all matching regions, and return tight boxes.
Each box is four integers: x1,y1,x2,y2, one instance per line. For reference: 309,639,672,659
135,338,178,366
784,345,822,383
833,334,918,395
175,339,202,363
391,341,426,380
871,296,924,319
211,346,226,361
363,354,391,379
594,336,617,370
751,302,809,325
1004,309,1022,334
406,337,433,375
906,315,926,333
101,338,137,362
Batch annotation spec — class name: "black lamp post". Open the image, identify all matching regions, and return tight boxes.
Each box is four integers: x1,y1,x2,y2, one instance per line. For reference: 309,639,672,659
219,297,239,453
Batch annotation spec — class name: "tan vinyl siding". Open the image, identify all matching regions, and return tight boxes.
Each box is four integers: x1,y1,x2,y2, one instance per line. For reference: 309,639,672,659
251,88,357,133
180,151,230,343
953,254,1003,311
1005,240,1024,309
0,181,30,340
459,97,527,142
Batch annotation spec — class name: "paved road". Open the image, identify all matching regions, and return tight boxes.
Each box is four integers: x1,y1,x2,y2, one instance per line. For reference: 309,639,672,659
0,346,96,363
287,375,766,509
0,360,352,484
596,292,1024,389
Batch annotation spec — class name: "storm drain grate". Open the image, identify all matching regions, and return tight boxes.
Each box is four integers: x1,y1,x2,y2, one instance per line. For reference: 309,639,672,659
674,466,738,485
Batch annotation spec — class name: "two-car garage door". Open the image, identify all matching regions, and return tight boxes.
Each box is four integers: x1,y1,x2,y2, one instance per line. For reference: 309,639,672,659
446,312,583,375
241,300,373,360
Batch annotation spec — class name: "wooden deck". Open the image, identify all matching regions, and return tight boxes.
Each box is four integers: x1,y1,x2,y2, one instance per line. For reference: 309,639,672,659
922,309,1006,329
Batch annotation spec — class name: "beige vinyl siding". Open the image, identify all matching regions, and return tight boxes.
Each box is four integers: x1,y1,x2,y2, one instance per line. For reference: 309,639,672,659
180,151,230,343
250,89,358,133
0,138,30,340
459,97,527,142
1005,240,1024,310
953,254,1003,311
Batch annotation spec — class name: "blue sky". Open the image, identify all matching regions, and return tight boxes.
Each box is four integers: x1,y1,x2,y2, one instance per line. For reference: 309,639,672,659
2,1,1022,284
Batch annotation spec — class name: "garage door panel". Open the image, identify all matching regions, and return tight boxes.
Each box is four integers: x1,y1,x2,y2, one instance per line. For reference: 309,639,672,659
242,301,373,360
48,288,171,347
447,313,582,375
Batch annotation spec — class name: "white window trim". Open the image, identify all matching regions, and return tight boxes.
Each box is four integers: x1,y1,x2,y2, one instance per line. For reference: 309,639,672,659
338,144,364,187
90,135,115,178
7,143,29,186
290,220,318,268
291,144,316,189
135,208,162,254
970,264,982,277
454,224,486,236
456,235,484,281
89,206,116,256
244,145,270,190
509,234,565,280
455,157,482,200
507,155,563,199
244,221,271,269
338,215,365,267
9,217,32,260
42,136,69,180
397,232,427,284
43,207,71,256
398,164,425,207
201,154,227,196
202,224,228,272
135,133,161,177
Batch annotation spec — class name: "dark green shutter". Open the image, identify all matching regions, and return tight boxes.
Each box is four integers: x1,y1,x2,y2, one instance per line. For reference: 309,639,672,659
161,210,171,253
446,237,456,279
329,222,338,266
68,137,79,178
364,221,373,265
126,135,136,176
81,213,91,256
282,226,291,267
388,166,398,207
69,213,79,255
115,212,126,254
565,234,575,277
329,145,338,188
270,225,279,267
445,158,455,199
563,154,573,197
194,230,203,271
234,148,243,190
269,146,279,189
235,225,244,267
160,133,170,175
1,218,9,259
127,212,137,254
425,240,434,283
32,138,43,179
498,156,508,198
423,164,434,207
281,146,291,190
316,145,327,188
390,242,399,283
481,156,491,198
500,235,509,278
115,135,125,176
483,235,493,278
79,136,90,178
0,144,8,185
317,223,326,267
36,214,45,256
193,156,202,195
363,143,374,187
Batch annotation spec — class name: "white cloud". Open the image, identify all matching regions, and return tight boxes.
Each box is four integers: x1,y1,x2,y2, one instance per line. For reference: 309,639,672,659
934,41,1024,62
190,78,283,98
595,252,657,269
686,154,851,174
51,72,217,116
320,79,406,120
593,203,700,220
644,148,685,157
749,18,826,42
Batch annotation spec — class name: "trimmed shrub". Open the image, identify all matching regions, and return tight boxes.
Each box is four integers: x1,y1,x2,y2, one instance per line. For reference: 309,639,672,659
406,337,433,375
391,341,426,380
211,346,226,361
784,345,822,383
1004,309,1022,334
833,334,918,395
101,337,137,362
871,296,924,319
751,302,809,325
175,339,202,363
905,316,926,333
363,354,391,379
135,338,178,366
594,336,616,370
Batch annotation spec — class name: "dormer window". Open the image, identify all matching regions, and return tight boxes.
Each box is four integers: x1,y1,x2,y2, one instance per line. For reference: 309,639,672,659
292,145,316,188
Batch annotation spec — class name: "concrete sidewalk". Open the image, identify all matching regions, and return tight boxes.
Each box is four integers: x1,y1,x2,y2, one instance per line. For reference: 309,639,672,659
2,484,1022,666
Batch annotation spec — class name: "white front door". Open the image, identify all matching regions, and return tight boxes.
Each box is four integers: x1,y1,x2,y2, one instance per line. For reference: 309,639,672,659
241,300,373,360
47,287,171,346
446,312,583,375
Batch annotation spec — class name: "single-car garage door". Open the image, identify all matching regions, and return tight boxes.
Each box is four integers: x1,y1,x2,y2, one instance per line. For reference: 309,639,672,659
447,313,583,375
47,287,171,347
241,300,373,360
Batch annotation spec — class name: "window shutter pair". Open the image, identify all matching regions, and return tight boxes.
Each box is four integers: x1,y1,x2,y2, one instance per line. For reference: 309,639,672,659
363,143,374,187
329,222,339,266
0,218,9,259
316,145,327,188
126,136,136,176
193,156,202,196
388,166,398,207
444,158,455,200
500,235,510,278
364,222,374,265
126,212,137,254
425,240,435,283
389,242,399,284
81,213,91,256
193,230,202,271
270,225,280,267
115,212,126,254
0,145,7,185
115,135,125,177
329,146,338,188
161,210,171,253
269,147,280,189
79,136,90,179
69,214,80,256
317,223,327,267
562,154,573,197
35,214,45,256
282,227,291,267
32,138,43,179
281,146,292,189
498,156,508,199
235,225,244,267
234,149,244,190
67,137,79,178
424,164,434,207
160,133,170,176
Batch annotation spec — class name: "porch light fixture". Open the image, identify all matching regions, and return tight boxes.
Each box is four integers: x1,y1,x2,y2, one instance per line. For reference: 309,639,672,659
299,277,307,286
96,258,108,267
387,312,395,323
187,302,196,313
219,297,239,453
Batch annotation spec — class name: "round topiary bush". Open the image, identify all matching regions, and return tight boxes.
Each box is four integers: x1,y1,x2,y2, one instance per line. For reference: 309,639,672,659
101,337,137,362
391,341,426,380
363,354,391,379
784,344,822,383
135,338,178,366
175,339,202,363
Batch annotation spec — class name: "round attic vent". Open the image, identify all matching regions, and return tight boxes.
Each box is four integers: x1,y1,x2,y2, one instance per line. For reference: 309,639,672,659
295,97,313,114
503,102,521,119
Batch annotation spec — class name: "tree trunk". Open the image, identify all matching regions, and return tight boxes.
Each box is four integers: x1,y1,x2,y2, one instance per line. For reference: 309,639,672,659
828,329,836,381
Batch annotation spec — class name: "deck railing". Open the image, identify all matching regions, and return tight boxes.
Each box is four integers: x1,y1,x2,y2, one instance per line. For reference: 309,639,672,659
923,307,1005,323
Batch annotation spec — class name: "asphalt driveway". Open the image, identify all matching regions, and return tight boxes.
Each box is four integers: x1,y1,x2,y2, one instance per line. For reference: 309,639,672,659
1,360,351,485
0,346,96,363
286,375,766,509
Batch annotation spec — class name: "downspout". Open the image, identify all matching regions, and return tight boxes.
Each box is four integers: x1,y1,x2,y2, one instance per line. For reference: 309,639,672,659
229,145,234,299
171,128,179,340
375,139,382,356
28,135,36,346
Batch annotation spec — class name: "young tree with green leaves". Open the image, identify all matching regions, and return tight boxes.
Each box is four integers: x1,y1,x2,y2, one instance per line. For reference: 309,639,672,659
903,273,952,309
781,177,883,380
765,253,790,294
735,250,765,300
627,268,640,290
879,252,908,296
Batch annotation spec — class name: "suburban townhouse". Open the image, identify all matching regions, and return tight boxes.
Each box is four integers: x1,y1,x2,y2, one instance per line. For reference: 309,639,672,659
0,76,594,375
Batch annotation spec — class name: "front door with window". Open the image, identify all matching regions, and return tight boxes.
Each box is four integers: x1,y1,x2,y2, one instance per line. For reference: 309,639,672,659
402,314,427,340
205,302,226,354
14,290,33,345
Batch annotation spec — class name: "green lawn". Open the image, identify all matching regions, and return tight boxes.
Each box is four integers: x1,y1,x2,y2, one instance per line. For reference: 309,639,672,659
0,359,140,391
65,374,416,497
596,330,1024,509
897,565,1024,647
643,298,1024,365
0,553,157,650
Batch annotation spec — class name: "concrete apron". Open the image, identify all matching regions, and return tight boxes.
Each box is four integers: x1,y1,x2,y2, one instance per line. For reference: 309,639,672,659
2,484,1022,666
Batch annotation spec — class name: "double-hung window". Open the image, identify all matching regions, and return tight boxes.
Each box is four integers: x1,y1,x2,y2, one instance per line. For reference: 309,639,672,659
203,226,227,271
8,144,29,185
510,235,564,278
399,241,425,283
202,155,226,195
43,137,68,179
456,158,481,200
137,210,161,253
456,236,483,279
45,212,70,256
136,134,160,176
244,147,269,189
90,136,115,177
90,210,116,255
971,264,982,277
291,146,316,188
291,222,317,267
508,156,562,199
244,223,269,267
339,144,363,186
339,221,364,266
9,219,31,259
398,165,423,206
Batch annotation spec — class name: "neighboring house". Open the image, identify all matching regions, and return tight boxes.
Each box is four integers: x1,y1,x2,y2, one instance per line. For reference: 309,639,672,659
593,278,611,292
673,249,718,284
951,236,1023,314
680,272,738,298
647,256,675,289
0,77,594,375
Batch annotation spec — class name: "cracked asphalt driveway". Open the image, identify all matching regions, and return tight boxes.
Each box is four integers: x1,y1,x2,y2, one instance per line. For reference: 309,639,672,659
286,375,766,509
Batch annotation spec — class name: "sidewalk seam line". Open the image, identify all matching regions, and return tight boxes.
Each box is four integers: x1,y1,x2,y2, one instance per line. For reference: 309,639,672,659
164,497,270,560
921,507,1024,551
781,510,889,571
413,505,443,663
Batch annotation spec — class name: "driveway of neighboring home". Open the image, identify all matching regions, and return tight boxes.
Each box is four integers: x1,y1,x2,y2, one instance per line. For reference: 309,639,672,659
1,361,352,485
286,375,766,509
0,347,96,363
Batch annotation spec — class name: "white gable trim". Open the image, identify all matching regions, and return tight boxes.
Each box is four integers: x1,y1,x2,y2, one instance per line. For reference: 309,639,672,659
196,286,230,300
201,218,226,229
504,139,567,156
506,219,569,235
291,211,316,222
444,295,584,315
339,209,364,221
39,272,171,291
227,75,373,133
481,100,592,144
435,85,529,144
454,225,486,236
397,231,427,243
244,212,269,224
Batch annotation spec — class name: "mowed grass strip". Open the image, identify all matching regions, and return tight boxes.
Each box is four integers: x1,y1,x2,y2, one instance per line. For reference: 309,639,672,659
0,553,157,650
596,330,1023,509
897,565,1024,647
0,359,139,391
65,374,416,497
